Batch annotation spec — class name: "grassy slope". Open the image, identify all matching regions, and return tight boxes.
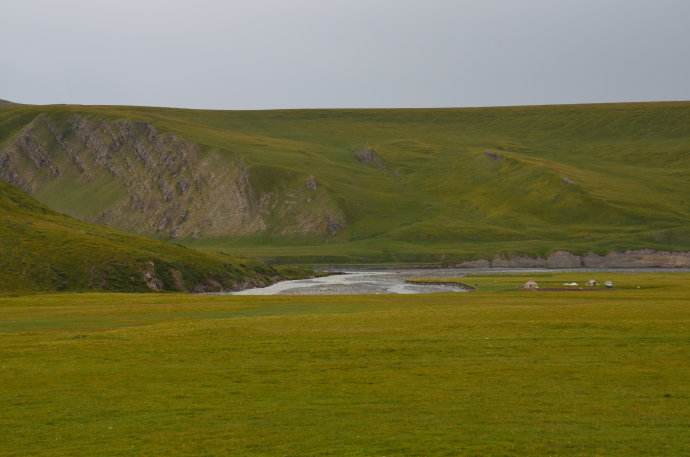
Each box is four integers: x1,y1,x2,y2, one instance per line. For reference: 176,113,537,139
2,272,689,456
3,101,690,262
0,180,275,292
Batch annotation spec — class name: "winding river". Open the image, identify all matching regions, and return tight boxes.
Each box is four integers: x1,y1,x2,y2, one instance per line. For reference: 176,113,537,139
234,269,470,295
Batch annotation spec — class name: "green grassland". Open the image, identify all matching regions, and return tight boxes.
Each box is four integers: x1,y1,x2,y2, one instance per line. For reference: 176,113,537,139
0,180,277,292
409,271,666,292
2,272,689,456
3,101,690,262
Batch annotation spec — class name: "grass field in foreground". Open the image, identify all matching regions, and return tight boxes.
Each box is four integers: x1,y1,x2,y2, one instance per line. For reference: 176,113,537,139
2,272,690,456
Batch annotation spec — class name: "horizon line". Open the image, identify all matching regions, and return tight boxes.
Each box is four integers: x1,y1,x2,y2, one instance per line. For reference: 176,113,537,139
4,97,690,112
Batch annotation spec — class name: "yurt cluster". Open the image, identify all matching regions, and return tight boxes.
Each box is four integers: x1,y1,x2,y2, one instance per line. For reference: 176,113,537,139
523,279,614,290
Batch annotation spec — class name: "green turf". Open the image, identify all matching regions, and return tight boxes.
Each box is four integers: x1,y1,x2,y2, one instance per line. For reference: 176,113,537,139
2,272,689,456
2,101,690,263
0,180,277,292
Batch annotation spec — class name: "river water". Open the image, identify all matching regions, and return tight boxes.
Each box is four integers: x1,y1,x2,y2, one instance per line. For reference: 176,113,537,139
234,269,471,295
231,267,690,296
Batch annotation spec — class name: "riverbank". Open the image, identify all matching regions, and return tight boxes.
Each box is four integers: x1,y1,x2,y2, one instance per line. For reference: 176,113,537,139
301,249,690,271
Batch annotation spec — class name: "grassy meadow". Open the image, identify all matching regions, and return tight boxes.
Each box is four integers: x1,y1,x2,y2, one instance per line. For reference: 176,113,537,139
2,272,690,456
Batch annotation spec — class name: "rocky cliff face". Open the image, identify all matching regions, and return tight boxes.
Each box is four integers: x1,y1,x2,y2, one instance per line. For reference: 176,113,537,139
0,113,345,239
454,249,690,269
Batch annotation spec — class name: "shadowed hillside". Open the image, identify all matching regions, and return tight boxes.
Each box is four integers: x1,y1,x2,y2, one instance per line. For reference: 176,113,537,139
2,101,690,263
0,180,279,293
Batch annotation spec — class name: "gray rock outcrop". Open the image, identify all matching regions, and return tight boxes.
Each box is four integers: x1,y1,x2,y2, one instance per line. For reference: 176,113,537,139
456,249,690,269
355,146,386,169
546,250,583,268
0,113,346,239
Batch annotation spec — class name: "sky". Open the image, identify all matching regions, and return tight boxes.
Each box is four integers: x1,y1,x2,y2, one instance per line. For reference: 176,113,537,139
2,0,690,109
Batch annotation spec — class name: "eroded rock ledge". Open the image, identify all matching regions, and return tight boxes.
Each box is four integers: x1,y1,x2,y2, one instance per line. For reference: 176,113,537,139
453,249,690,269
0,113,346,239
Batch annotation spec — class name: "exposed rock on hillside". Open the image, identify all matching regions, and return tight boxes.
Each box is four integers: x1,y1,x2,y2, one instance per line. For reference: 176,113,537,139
132,259,278,293
580,249,690,268
355,146,386,169
141,261,164,291
491,254,547,268
0,113,345,239
484,150,503,161
306,175,318,190
546,250,583,268
456,250,690,269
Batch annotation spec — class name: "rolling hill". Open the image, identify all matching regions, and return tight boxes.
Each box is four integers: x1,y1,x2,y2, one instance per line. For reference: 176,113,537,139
0,180,279,293
2,101,690,263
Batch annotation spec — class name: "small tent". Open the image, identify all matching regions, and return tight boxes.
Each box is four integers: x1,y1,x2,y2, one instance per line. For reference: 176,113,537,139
523,280,539,290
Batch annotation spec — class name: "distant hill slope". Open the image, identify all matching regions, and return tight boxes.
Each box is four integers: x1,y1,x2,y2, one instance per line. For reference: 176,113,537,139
0,180,278,293
1,101,690,263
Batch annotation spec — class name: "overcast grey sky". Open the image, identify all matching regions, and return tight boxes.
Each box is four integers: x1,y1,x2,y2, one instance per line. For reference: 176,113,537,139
2,0,689,109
